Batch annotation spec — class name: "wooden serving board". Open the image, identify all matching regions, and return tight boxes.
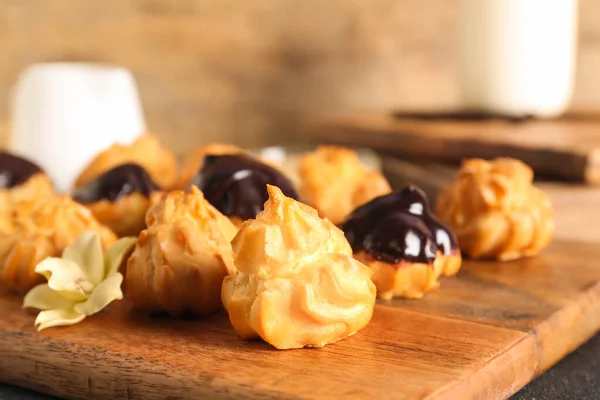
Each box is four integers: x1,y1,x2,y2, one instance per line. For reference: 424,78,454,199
307,113,600,184
1,238,600,400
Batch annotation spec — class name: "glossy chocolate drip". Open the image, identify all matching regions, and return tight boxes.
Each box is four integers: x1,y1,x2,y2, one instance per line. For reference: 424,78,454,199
0,152,42,188
73,163,159,203
340,185,458,264
191,154,299,221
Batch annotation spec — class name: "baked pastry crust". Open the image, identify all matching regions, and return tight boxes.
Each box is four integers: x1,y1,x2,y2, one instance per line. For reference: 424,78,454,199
75,135,177,190
125,186,237,316
83,193,153,238
435,158,554,261
222,185,376,349
355,253,442,300
438,250,462,277
73,163,160,237
0,196,117,293
299,145,391,224
175,143,242,189
0,172,54,217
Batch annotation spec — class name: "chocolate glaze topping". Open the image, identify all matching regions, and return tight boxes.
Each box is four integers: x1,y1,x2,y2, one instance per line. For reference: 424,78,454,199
340,185,458,264
0,152,43,188
191,154,299,221
73,163,159,203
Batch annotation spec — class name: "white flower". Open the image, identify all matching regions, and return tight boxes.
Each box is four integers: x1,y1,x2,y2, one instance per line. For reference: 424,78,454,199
22,231,136,331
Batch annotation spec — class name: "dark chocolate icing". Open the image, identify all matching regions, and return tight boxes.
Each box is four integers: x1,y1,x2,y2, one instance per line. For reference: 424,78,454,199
0,152,43,188
73,163,159,203
190,154,299,221
340,185,458,264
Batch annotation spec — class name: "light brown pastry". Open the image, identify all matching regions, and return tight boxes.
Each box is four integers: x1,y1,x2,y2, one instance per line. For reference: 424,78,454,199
0,195,117,294
0,152,54,221
73,163,161,237
299,145,392,224
125,186,237,316
355,254,443,300
435,158,554,261
175,143,242,189
82,193,154,237
0,173,54,215
222,185,376,349
74,134,178,190
438,250,463,277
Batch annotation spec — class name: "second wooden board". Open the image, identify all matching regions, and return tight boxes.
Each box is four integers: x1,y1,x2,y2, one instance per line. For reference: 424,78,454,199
308,113,600,184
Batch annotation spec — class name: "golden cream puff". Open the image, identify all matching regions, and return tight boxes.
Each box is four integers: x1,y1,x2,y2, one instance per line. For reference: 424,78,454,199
75,134,178,190
435,158,554,261
191,154,299,227
0,195,117,294
222,185,376,349
299,145,392,224
73,163,160,237
0,152,54,216
340,185,462,300
125,186,237,316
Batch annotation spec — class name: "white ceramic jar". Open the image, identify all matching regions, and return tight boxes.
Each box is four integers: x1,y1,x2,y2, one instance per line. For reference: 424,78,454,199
10,63,146,193
458,0,578,117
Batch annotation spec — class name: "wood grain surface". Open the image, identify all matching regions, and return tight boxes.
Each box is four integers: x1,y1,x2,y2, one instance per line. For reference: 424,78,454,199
1,0,600,151
309,114,600,184
1,236,600,400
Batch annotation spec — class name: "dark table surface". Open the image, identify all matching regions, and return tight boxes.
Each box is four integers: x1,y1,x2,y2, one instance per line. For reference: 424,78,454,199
1,333,599,400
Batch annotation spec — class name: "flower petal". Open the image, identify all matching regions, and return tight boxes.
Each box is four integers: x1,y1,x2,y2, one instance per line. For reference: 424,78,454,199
34,308,86,331
103,237,137,278
23,284,74,311
74,273,123,316
34,258,91,302
62,231,104,285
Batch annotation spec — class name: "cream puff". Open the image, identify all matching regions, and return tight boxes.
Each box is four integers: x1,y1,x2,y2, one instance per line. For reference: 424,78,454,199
340,185,462,300
73,163,160,237
435,158,554,261
175,143,242,190
0,195,117,294
125,186,237,316
0,152,54,216
191,154,299,227
222,185,376,349
75,134,178,190
299,145,392,224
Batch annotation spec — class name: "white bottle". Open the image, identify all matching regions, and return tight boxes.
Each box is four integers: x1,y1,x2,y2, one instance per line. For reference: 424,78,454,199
458,0,578,117
10,63,146,193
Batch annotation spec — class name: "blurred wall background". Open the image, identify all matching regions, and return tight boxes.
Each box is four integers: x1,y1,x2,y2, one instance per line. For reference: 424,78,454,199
0,0,599,154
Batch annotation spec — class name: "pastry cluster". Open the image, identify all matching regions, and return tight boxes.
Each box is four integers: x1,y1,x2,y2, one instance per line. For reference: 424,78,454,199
222,185,376,349
125,186,237,316
341,186,461,299
435,158,554,261
0,195,116,293
299,146,392,224
4,132,557,350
